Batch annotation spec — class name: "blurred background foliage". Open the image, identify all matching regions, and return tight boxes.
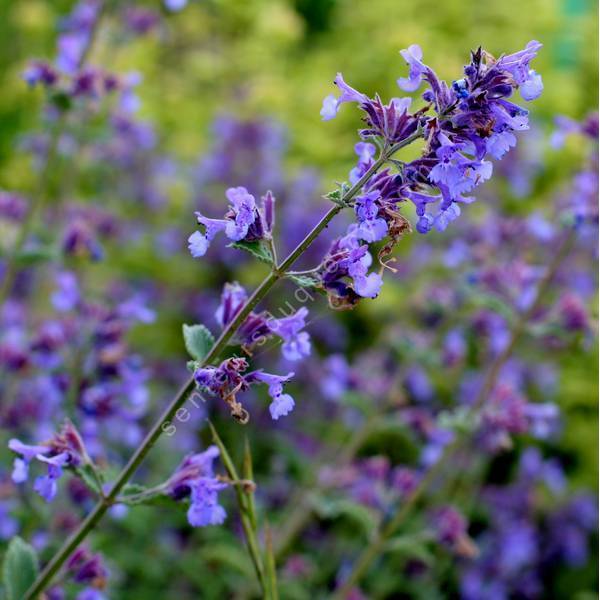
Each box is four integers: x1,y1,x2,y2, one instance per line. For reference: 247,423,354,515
0,0,597,598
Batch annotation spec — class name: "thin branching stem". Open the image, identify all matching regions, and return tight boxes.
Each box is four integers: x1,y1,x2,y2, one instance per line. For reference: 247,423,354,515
24,127,422,598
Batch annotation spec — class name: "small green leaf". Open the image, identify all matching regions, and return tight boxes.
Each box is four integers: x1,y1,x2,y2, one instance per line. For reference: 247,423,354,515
228,240,273,264
286,274,320,288
3,536,39,600
385,533,435,564
186,360,199,373
182,324,215,361
118,483,172,506
74,464,103,494
324,183,350,205
311,496,378,536
120,483,148,496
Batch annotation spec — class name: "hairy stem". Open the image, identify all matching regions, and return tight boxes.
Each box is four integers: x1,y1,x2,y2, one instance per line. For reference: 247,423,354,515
333,227,576,598
25,130,422,598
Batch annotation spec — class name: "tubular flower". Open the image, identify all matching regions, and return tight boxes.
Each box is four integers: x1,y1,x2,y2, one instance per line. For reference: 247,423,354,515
214,282,311,361
194,357,297,422
8,421,90,502
189,187,276,257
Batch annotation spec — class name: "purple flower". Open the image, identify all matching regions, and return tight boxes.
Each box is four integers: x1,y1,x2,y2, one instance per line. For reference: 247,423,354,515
496,40,543,98
166,446,220,499
8,440,48,484
269,307,311,361
51,271,80,312
190,187,276,257
187,478,228,527
22,62,58,87
520,70,543,101
66,547,108,587
431,505,477,557
349,143,376,184
214,282,311,361
164,0,188,11
397,44,428,92
8,421,89,502
34,453,70,502
268,394,295,420
215,282,247,328
354,191,388,242
320,73,368,120
193,358,296,421
319,234,383,307
187,230,208,257
165,446,229,527
245,370,296,420
56,1,101,75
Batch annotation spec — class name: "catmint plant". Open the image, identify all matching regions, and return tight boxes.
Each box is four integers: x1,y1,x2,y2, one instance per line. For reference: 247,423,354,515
1,4,596,597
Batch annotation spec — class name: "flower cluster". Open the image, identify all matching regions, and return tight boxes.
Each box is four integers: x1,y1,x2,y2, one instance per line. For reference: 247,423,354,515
215,282,310,360
9,421,90,502
188,188,276,257
165,445,229,527
317,229,385,308
461,449,597,599
194,357,296,422
313,41,543,305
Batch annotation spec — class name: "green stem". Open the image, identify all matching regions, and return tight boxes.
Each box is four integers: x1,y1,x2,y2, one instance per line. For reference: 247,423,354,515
332,227,576,598
208,422,267,596
25,131,419,598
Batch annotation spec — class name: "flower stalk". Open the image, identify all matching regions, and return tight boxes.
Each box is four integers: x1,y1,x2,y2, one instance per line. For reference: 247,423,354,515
23,127,419,600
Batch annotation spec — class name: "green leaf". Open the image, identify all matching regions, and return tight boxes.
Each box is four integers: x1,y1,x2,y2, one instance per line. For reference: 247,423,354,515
324,182,350,205
182,324,215,361
186,360,199,373
120,483,148,496
118,483,172,506
385,533,435,564
286,274,320,288
228,239,273,264
2,537,39,600
74,464,103,494
311,496,378,536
